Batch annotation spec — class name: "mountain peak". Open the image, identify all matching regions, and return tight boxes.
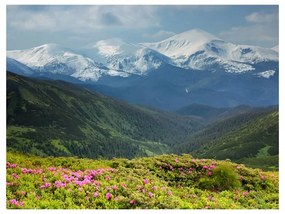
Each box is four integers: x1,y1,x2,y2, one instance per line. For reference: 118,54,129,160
167,29,219,43
93,38,139,56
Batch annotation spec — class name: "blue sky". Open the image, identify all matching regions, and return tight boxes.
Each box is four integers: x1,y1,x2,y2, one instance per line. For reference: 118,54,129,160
6,5,278,50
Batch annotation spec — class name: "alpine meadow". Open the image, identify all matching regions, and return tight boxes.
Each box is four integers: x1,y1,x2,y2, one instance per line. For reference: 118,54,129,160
6,5,279,209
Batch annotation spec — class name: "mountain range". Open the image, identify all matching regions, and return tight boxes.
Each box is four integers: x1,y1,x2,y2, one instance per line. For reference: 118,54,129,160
7,29,278,111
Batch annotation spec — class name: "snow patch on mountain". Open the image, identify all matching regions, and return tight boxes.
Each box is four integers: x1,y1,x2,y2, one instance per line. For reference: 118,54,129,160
257,70,276,78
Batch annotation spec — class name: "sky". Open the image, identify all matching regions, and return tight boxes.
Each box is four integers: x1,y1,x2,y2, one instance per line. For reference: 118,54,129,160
6,5,279,50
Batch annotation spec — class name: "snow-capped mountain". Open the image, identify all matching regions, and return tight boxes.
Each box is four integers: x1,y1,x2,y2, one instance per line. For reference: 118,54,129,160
7,43,107,81
81,38,172,76
7,29,278,82
143,29,278,73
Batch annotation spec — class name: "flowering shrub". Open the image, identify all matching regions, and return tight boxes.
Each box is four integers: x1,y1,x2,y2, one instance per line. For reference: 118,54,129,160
6,152,278,209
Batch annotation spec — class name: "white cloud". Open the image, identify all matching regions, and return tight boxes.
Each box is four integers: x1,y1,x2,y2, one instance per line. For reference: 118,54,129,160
143,30,175,40
246,12,278,24
219,12,278,47
7,6,160,32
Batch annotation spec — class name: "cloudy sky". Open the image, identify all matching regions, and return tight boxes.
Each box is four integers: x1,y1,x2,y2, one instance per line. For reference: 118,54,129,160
6,5,278,50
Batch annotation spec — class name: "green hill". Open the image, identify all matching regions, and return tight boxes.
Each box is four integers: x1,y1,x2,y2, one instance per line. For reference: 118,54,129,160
7,72,201,159
6,152,278,209
173,108,278,170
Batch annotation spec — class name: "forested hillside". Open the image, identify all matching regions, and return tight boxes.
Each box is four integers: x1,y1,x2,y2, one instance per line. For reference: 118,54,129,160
7,72,201,159
173,107,278,170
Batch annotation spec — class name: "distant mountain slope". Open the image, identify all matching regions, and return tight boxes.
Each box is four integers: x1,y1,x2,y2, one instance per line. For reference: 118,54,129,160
7,58,35,76
173,107,278,170
7,72,201,159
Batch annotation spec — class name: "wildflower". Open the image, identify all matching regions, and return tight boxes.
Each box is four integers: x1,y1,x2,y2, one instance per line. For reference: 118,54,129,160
36,195,41,200
143,179,149,185
159,166,162,170
240,176,244,181
48,167,56,171
130,200,136,205
149,192,153,198
106,175,111,181
12,173,19,179
203,166,209,170
93,192,99,198
106,192,112,200
208,171,212,176
9,199,17,205
168,190,172,196
121,183,127,188
175,158,179,163
242,191,249,196
260,175,266,180
78,187,83,191
152,186,158,191
113,185,118,190
137,185,143,190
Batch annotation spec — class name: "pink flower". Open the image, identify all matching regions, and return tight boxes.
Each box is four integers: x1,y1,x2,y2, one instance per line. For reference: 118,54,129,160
203,166,209,170
130,200,136,205
137,185,143,190
143,179,149,185
113,185,118,190
9,199,17,205
242,191,249,196
260,175,266,180
148,192,153,198
36,195,41,200
106,192,112,200
106,175,111,181
121,183,127,188
175,158,179,163
168,191,172,196
12,173,19,179
48,167,56,171
208,171,212,176
152,186,158,191
93,192,99,198
188,170,193,174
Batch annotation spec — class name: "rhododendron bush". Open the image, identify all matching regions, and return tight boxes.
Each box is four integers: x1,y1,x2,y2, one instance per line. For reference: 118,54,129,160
6,152,278,209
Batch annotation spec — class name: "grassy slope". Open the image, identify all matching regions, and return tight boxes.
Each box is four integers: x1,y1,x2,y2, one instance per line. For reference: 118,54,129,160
173,107,278,170
7,72,201,159
6,152,278,209
192,110,278,170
